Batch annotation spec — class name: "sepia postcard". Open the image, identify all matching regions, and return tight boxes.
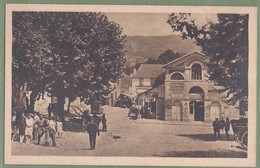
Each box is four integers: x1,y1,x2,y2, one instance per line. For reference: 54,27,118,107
5,4,257,167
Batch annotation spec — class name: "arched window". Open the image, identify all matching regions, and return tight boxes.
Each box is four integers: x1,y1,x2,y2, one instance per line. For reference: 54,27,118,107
189,86,204,94
170,72,184,80
191,64,202,80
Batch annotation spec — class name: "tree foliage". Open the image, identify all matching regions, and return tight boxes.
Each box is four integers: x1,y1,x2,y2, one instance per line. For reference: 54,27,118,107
152,72,165,88
167,13,248,106
157,49,181,64
13,12,126,113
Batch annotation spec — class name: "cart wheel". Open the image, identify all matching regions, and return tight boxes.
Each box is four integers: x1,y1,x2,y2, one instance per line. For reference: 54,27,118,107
241,131,248,150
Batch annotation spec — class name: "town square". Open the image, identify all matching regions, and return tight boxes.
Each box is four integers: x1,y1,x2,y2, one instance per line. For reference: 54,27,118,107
5,4,257,167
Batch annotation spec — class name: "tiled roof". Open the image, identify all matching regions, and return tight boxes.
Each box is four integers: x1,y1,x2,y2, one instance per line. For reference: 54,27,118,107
120,76,130,89
162,51,205,68
132,64,163,78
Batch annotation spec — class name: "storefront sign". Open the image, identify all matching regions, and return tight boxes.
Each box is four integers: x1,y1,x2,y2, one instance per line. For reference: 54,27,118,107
170,83,184,96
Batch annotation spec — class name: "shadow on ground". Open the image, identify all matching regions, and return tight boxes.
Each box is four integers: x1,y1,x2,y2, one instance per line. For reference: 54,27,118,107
153,150,247,158
177,133,235,141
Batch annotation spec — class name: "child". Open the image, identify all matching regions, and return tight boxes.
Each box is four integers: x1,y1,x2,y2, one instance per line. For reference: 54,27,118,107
56,119,63,138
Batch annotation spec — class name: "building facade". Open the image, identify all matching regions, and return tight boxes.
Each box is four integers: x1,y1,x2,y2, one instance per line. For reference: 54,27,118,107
163,51,227,122
129,64,163,96
137,51,229,123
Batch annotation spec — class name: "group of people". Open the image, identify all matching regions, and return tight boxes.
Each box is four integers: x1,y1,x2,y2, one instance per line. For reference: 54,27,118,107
11,108,63,147
129,102,156,120
12,104,109,150
212,117,231,141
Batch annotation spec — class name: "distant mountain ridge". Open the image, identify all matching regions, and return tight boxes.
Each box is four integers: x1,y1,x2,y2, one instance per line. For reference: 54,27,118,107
125,35,201,65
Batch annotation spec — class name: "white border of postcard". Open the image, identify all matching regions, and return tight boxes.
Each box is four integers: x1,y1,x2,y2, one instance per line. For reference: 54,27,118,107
5,4,257,167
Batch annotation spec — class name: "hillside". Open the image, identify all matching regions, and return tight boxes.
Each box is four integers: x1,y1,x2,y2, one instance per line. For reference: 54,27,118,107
125,35,201,65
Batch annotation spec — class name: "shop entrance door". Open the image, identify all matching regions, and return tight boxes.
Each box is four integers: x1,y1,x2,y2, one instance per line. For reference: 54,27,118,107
194,101,204,121
172,101,182,121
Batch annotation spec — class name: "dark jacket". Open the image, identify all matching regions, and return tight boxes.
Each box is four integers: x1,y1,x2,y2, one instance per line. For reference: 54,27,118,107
87,121,99,135
213,120,220,131
225,120,230,131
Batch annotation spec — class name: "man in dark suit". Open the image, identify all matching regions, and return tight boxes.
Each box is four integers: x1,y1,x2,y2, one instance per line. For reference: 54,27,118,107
225,117,231,140
213,118,221,140
86,117,100,150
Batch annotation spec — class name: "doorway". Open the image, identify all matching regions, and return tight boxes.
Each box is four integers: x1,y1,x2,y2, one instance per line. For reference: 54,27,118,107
194,101,204,121
189,86,205,122
172,101,182,121
210,101,221,121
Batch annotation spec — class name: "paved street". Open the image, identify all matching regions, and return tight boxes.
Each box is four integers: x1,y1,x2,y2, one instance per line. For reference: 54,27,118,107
11,106,247,157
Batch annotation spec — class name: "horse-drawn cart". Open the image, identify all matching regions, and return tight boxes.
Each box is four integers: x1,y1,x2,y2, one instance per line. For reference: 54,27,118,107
230,118,248,150
68,101,103,131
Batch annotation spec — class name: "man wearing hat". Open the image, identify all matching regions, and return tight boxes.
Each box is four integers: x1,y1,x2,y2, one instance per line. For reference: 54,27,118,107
86,117,100,150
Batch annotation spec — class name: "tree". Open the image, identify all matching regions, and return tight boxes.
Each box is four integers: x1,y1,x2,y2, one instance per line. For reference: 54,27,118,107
12,12,126,118
167,13,248,113
145,58,158,64
157,49,181,64
12,12,52,112
152,72,165,88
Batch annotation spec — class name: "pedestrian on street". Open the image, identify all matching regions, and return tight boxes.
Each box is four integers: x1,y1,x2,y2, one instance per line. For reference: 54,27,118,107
213,118,221,140
48,116,57,147
224,117,231,140
102,113,107,131
86,117,100,150
35,114,47,145
17,111,26,143
219,118,225,131
33,111,40,140
25,114,35,144
11,110,19,142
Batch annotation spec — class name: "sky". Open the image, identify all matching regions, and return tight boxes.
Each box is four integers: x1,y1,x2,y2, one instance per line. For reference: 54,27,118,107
105,13,218,36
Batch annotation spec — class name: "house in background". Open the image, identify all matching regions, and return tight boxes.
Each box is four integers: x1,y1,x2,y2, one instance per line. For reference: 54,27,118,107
129,64,163,96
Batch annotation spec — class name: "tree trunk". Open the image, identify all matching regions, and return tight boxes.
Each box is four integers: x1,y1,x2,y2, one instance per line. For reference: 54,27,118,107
57,95,65,122
28,91,37,113
239,99,247,117
67,98,71,113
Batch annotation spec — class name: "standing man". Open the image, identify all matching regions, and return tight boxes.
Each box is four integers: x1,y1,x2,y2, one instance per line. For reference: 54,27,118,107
48,116,57,147
213,118,221,140
86,117,100,150
224,117,231,140
102,113,107,132
219,118,225,130
36,114,47,145
17,111,26,143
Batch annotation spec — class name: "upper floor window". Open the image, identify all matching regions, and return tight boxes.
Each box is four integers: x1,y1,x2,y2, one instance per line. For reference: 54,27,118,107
170,72,184,80
191,64,202,80
139,78,144,86
150,78,155,86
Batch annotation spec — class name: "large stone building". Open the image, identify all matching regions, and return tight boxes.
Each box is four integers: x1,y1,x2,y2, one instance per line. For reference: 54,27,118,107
138,51,229,122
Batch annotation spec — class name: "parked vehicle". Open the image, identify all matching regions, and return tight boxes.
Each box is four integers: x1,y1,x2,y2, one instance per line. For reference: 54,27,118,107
68,101,103,125
114,94,133,108
231,118,248,150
